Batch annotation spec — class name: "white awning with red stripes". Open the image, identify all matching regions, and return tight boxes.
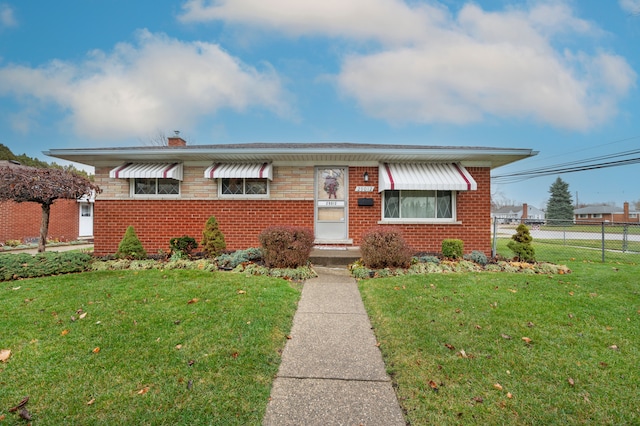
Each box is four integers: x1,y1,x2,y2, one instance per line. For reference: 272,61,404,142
204,163,273,180
109,163,183,180
379,163,477,192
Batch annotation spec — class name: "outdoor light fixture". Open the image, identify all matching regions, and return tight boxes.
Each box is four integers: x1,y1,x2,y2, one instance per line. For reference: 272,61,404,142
363,171,369,182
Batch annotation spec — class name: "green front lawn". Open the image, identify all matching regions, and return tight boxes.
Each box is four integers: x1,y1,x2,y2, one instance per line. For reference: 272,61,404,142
360,260,640,425
0,270,300,425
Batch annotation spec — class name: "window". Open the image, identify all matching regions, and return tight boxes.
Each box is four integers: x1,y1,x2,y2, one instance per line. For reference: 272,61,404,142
220,178,268,196
592,213,603,218
578,214,588,218
383,190,454,220
132,178,180,196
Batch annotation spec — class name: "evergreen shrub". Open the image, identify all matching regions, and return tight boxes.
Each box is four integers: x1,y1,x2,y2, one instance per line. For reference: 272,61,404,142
259,226,314,268
442,239,464,259
507,223,535,262
360,227,412,269
116,226,147,259
0,252,92,280
201,216,226,257
169,235,198,257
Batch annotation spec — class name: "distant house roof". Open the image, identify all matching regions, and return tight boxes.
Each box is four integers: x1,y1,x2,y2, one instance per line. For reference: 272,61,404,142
574,205,639,215
44,142,537,169
492,204,544,216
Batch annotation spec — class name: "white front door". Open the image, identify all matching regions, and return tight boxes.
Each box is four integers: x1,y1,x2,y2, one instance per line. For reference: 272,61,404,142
314,167,348,242
78,203,93,237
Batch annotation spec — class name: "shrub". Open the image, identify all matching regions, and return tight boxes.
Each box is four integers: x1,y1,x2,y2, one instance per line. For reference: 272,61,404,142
169,236,198,257
507,224,535,262
441,239,464,259
464,250,488,265
360,227,412,269
201,216,226,257
0,252,92,281
116,226,147,260
216,247,262,269
414,255,440,264
259,226,314,268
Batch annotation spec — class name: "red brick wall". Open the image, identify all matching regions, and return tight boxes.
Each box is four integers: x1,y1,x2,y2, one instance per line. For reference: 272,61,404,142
94,199,314,256
348,166,491,254
0,199,79,243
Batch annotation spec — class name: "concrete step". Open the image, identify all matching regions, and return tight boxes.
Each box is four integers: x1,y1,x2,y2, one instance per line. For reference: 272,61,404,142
310,247,361,267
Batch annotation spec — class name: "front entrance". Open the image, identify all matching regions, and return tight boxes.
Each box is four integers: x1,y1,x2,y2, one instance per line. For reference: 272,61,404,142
314,167,349,242
78,202,93,237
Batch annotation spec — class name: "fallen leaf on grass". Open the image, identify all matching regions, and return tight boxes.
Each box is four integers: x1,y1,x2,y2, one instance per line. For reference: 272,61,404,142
444,343,455,351
501,334,512,340
475,324,482,330
0,349,11,362
92,347,101,354
9,396,28,412
137,386,150,395
61,329,69,336
231,352,239,359
568,378,575,387
526,322,535,328
508,289,517,293
522,337,532,344
187,298,199,304
0,414,4,420
457,349,474,358
472,396,484,404
286,335,292,340
87,398,95,405
237,290,246,294
428,380,439,392
175,344,183,350
493,383,503,391
507,392,513,399
79,312,87,319
599,362,608,368
608,345,619,351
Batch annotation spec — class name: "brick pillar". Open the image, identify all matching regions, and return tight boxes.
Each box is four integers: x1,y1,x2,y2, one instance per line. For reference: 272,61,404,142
521,203,528,221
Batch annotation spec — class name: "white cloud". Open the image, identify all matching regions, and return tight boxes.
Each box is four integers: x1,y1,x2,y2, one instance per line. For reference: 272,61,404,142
180,0,635,131
619,0,640,14
0,30,289,139
0,3,17,28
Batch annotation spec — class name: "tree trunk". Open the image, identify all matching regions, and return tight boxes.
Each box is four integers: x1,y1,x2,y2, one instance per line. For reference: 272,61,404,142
39,203,51,253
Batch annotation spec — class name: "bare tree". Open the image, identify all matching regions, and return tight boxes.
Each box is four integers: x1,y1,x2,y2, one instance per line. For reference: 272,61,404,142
0,164,101,252
139,129,169,146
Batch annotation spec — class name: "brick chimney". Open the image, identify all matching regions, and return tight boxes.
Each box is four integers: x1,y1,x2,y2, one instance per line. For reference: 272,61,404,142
167,131,186,147
624,202,629,222
521,203,528,220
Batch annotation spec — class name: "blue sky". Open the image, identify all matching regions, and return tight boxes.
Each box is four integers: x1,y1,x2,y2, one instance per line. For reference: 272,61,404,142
1,0,639,209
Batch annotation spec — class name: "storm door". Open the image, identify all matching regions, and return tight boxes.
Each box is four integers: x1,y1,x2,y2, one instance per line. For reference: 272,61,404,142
315,167,348,241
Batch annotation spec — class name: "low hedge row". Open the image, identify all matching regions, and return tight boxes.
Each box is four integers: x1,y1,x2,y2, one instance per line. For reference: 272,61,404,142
0,252,93,281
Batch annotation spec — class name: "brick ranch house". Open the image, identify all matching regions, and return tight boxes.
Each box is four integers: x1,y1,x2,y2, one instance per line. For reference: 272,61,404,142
45,138,536,257
574,202,640,224
0,161,94,245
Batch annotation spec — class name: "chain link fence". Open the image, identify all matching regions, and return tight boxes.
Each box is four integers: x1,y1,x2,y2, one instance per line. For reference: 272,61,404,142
492,217,640,263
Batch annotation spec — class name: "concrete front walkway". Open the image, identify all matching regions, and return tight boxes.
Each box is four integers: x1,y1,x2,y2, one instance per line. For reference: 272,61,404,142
263,267,405,426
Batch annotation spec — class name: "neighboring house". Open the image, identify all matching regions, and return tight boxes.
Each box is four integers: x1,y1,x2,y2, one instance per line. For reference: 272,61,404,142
574,202,639,224
492,203,545,224
0,161,93,244
45,138,536,256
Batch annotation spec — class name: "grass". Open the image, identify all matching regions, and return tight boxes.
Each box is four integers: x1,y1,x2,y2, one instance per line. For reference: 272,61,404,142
494,237,640,264
359,260,640,425
0,269,300,425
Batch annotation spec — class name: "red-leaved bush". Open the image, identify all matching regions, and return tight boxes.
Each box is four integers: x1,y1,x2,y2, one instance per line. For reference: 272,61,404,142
361,227,412,269
259,226,314,268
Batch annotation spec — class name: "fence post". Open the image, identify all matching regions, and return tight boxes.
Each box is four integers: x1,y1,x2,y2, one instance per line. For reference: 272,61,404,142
492,217,497,258
623,224,629,253
601,222,605,263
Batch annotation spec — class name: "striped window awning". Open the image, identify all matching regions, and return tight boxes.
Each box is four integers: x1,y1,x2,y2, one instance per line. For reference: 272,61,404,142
109,163,183,181
204,163,273,180
379,163,477,192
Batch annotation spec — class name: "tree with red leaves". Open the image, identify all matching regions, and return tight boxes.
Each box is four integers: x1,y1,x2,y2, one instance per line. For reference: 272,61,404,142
0,163,101,252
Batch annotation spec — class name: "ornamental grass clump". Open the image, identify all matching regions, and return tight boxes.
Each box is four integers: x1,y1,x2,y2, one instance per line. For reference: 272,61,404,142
116,226,147,260
259,226,314,268
360,227,412,269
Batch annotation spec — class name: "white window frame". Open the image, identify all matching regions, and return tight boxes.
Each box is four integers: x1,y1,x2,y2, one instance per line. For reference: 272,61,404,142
578,214,588,218
379,190,458,224
592,213,603,218
217,178,270,198
130,178,181,198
